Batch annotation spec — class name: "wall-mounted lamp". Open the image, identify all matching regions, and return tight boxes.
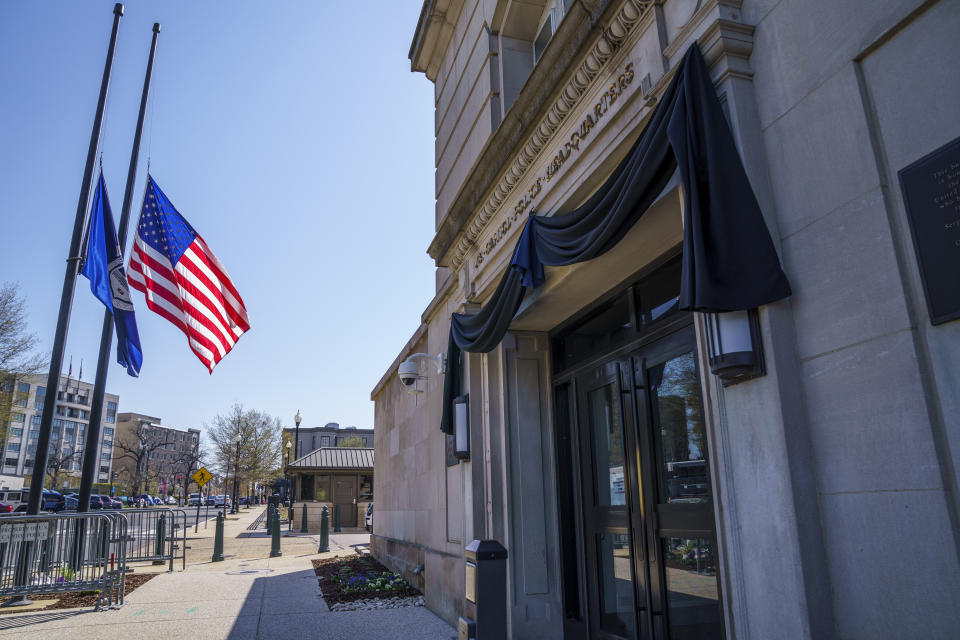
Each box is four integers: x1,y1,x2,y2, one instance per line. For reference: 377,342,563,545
453,394,469,460
704,309,765,385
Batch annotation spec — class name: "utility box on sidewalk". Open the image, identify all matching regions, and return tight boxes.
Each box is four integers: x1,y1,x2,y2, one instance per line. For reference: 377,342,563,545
460,539,507,640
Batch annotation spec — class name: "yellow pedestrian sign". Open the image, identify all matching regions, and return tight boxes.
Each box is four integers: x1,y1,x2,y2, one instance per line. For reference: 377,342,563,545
192,467,213,488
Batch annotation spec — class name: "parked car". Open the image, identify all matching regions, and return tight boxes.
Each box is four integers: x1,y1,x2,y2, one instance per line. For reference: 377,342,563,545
0,490,24,511
107,496,123,509
13,490,66,513
213,495,226,507
0,502,14,514
204,496,216,506
237,496,250,506
187,493,201,507
165,496,176,505
365,503,374,532
63,494,79,510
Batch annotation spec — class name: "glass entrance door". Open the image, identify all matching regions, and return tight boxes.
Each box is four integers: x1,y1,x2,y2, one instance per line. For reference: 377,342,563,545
571,325,724,640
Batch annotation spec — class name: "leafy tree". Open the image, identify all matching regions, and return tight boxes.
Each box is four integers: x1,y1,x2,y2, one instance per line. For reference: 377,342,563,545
207,404,281,499
337,436,368,448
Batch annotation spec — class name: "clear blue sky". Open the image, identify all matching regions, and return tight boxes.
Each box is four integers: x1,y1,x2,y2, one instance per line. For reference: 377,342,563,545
0,1,437,437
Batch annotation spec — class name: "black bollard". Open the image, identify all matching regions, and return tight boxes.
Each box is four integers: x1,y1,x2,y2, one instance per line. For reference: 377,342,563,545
318,506,330,553
270,506,282,558
212,512,225,562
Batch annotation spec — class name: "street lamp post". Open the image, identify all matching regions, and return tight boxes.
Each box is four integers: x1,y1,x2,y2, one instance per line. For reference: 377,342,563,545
283,448,289,505
285,440,293,506
293,410,302,460
231,433,241,515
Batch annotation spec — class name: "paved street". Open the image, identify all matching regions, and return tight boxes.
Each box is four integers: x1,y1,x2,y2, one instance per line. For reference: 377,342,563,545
0,507,455,640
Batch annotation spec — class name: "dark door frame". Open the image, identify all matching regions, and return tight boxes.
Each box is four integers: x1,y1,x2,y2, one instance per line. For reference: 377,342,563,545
554,314,725,640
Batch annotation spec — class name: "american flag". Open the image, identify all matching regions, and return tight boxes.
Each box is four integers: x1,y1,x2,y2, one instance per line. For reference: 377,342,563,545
127,176,250,372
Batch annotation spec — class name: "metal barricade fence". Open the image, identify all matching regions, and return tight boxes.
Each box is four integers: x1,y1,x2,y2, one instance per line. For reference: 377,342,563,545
0,512,126,608
120,508,187,571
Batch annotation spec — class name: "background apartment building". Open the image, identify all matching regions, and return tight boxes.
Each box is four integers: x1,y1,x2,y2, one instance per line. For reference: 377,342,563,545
2,374,117,487
283,422,374,459
114,412,200,495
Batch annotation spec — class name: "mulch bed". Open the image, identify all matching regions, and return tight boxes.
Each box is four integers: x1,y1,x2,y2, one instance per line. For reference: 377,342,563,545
0,572,156,613
312,555,420,605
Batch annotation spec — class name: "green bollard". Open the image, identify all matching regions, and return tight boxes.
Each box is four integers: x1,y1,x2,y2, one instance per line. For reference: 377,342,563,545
212,512,225,562
152,514,166,565
318,506,330,553
270,506,282,557
300,503,308,533
333,503,341,533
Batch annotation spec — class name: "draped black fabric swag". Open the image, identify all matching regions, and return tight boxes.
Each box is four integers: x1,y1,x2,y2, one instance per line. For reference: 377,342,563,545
440,44,791,433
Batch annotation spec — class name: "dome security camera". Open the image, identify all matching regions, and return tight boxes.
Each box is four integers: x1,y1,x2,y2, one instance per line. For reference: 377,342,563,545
398,359,420,387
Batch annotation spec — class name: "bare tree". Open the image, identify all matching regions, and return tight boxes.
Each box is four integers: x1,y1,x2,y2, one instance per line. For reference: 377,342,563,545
114,420,177,497
0,283,46,441
45,448,83,489
172,441,207,497
207,405,281,499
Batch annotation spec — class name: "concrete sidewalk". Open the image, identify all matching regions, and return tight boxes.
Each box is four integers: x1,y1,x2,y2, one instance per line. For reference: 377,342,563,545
0,506,455,640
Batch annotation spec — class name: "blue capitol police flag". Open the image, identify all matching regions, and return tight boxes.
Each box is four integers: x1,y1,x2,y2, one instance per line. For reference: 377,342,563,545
80,173,143,376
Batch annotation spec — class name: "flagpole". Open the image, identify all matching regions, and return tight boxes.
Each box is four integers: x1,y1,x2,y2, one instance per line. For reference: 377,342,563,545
79,22,160,513
25,3,124,516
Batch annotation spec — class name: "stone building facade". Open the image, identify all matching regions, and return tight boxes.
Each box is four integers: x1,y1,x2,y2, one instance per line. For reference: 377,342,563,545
282,423,374,458
371,1,960,638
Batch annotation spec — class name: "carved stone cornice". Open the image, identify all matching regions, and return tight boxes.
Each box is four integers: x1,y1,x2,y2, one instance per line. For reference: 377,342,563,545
433,0,654,271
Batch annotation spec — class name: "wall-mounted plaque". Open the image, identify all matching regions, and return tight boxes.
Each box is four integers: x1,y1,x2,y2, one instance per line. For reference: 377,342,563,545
898,136,960,325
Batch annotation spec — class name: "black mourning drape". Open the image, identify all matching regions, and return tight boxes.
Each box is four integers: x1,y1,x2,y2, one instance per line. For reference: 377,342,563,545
440,44,791,433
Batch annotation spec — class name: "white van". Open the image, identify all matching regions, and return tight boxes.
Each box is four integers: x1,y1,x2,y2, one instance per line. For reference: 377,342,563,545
0,489,24,511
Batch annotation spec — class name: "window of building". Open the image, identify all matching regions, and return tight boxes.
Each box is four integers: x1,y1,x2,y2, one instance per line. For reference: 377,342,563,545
321,435,330,447
4,458,17,467
11,413,24,423
103,428,113,437
99,465,109,473
14,396,27,408
30,415,41,426
9,427,22,437
27,444,37,454
28,430,39,440
16,382,30,394
101,452,110,460
359,475,373,501
6,443,20,452
34,400,44,410
36,386,45,397
311,435,317,449
51,431,59,440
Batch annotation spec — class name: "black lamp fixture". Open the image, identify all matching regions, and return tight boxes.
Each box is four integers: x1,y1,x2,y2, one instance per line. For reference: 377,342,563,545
453,394,470,460
704,308,765,385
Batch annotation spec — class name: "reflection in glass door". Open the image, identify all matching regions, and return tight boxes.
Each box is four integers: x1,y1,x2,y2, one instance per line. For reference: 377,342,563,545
566,326,724,640
644,348,723,640
576,366,639,640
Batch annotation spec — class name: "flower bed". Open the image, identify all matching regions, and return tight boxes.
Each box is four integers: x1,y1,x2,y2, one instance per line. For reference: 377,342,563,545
0,573,157,613
312,555,420,607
